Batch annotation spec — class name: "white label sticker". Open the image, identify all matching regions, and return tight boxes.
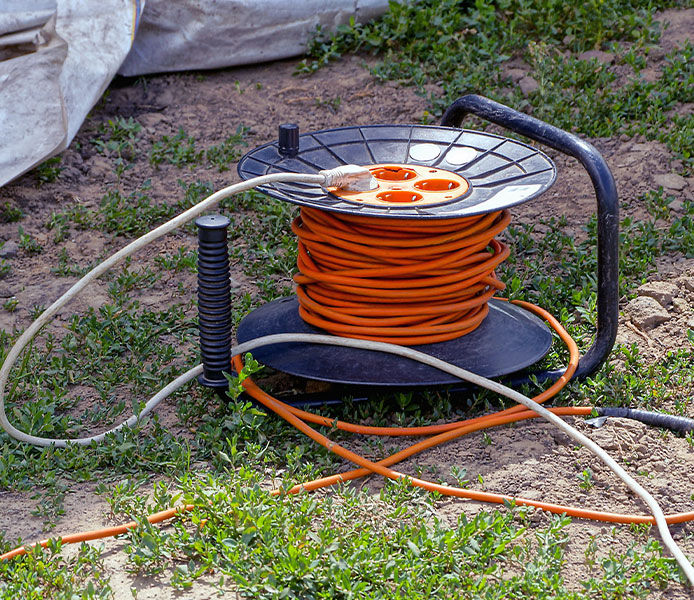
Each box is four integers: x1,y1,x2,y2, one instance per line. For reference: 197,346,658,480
444,146,478,165
409,143,441,161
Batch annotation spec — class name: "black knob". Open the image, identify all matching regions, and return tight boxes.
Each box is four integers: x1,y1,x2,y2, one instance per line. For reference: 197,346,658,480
278,123,299,157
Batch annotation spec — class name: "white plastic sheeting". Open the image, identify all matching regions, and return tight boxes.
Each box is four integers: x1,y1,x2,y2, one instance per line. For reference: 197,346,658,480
0,0,388,187
120,1,388,76
0,0,141,187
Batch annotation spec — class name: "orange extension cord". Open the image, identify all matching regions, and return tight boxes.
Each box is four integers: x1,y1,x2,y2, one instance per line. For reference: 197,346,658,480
5,210,694,561
293,207,511,344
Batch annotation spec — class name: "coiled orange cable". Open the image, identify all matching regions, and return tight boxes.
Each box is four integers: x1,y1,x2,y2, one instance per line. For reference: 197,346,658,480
293,207,511,344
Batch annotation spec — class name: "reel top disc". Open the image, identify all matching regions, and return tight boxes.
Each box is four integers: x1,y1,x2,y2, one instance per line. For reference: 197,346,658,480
238,124,557,220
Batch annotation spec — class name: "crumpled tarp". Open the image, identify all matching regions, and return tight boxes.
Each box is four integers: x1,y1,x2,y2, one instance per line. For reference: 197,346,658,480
0,0,138,188
0,0,388,188
120,1,388,76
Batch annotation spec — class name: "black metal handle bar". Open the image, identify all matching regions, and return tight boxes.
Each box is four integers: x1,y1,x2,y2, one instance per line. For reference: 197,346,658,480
441,94,619,380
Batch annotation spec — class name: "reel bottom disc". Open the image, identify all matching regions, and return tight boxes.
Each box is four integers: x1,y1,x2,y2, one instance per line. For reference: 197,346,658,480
237,297,552,386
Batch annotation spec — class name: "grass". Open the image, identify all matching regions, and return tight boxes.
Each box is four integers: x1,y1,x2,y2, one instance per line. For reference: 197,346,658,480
92,117,142,162
1,0,694,597
149,125,250,171
97,472,681,598
150,128,203,168
34,156,63,186
206,124,250,171
0,202,23,223
0,540,112,599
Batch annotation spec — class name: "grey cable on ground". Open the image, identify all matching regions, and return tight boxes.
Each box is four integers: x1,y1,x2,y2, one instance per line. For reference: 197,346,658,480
0,173,691,584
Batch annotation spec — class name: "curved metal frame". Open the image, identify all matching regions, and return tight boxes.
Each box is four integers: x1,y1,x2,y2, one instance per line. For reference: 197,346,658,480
441,94,619,380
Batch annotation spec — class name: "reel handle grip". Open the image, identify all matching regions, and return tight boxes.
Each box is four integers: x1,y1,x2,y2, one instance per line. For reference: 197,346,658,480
441,94,619,380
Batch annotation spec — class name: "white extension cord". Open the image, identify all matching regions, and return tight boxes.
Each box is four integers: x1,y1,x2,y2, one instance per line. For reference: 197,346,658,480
0,168,691,583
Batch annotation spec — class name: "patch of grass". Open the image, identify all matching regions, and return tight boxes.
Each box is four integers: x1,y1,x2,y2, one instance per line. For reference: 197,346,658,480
577,467,594,491
500,188,694,320
107,261,161,299
0,245,10,278
100,183,175,237
229,190,299,301
299,0,667,75
176,179,214,210
2,297,18,312
299,1,691,171
0,293,203,522
205,124,249,172
46,204,94,242
91,117,142,162
0,201,23,223
86,471,681,598
580,344,693,410
314,95,342,113
150,128,203,168
3,299,195,437
46,179,217,239
17,225,42,255
0,539,111,600
154,246,197,272
50,248,91,277
34,156,63,186
31,475,67,530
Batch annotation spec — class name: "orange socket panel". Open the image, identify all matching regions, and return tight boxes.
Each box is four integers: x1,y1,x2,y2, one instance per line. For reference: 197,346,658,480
327,164,470,207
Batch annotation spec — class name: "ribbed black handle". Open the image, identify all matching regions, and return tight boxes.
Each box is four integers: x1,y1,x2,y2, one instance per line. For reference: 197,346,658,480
196,214,232,388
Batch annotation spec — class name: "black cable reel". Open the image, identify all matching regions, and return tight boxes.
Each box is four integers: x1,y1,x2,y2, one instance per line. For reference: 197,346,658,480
196,95,620,406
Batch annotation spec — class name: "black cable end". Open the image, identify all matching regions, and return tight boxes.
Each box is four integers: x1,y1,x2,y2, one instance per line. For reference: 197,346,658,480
596,407,694,434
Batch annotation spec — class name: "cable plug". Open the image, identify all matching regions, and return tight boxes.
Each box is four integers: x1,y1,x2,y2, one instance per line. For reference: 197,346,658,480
319,165,377,192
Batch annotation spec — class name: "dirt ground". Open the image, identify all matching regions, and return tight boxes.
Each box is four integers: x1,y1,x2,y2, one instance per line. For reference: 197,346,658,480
0,7,693,599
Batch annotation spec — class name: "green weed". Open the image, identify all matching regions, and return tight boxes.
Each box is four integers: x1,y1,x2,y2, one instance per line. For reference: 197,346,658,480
205,124,249,171
92,117,142,162
0,540,111,600
154,247,197,272
17,225,42,254
577,467,594,491
34,156,63,186
150,128,203,168
2,297,18,312
50,248,91,277
0,202,23,223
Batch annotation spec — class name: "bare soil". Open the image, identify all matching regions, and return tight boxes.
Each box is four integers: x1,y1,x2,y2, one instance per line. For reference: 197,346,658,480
0,8,692,599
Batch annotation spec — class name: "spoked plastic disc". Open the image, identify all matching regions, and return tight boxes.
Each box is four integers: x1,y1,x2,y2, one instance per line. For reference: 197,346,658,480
238,124,556,219
237,297,552,387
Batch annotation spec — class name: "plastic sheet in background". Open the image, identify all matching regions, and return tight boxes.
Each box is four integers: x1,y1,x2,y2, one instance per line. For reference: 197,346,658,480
0,0,388,189
0,0,141,188
119,1,389,76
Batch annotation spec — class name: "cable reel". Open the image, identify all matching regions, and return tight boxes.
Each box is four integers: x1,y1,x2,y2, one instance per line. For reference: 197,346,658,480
196,95,619,400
